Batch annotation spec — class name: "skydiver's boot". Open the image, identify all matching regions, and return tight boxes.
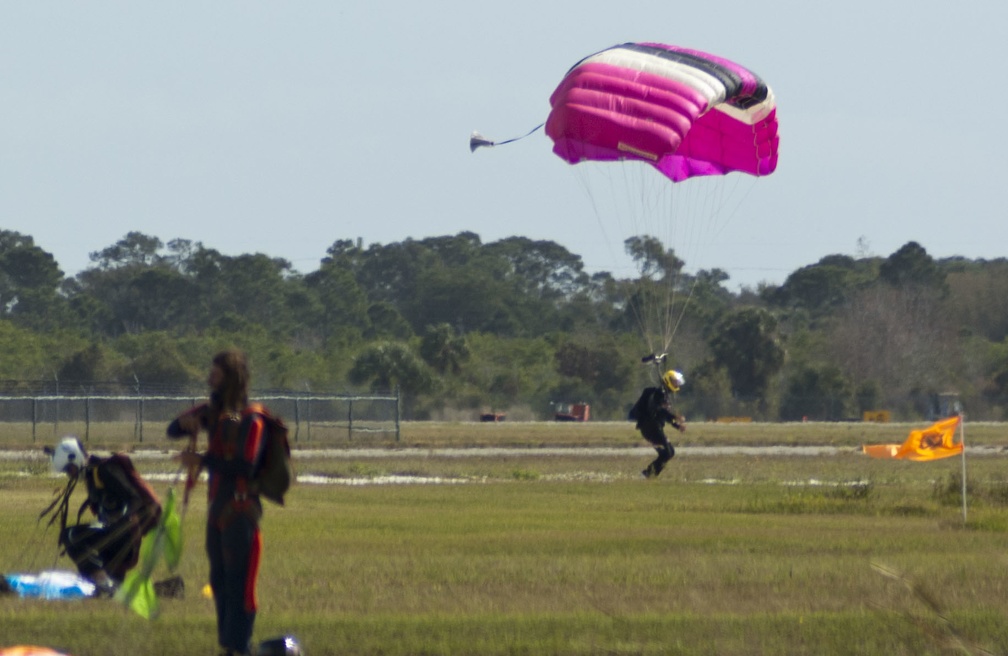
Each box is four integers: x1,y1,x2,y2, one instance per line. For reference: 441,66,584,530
90,569,116,598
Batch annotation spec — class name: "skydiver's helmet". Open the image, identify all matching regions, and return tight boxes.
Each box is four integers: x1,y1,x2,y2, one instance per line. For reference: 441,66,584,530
256,635,304,656
662,370,685,394
49,436,88,476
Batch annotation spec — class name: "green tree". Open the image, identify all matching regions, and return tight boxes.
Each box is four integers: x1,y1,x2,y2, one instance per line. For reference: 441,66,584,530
365,302,413,341
57,344,125,384
420,323,470,375
0,319,68,380
89,231,165,269
827,285,959,411
484,237,590,301
0,230,66,328
348,342,437,417
554,338,632,397
624,235,684,279
708,308,785,405
115,331,200,388
779,364,853,421
879,241,945,290
767,255,868,316
304,261,370,343
944,259,1008,341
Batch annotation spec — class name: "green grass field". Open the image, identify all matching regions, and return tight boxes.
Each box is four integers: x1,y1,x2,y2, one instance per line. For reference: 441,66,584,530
2,421,1007,655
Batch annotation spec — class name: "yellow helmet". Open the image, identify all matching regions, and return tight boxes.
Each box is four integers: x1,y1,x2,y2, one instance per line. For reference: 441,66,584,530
662,370,685,393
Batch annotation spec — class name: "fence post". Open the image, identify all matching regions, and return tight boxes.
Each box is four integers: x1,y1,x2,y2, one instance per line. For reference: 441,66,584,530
85,396,91,443
306,393,311,443
347,399,353,440
32,397,37,444
54,374,59,434
395,387,401,442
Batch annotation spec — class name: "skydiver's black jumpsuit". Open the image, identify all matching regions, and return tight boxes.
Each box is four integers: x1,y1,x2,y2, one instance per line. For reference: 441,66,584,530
60,454,162,584
629,387,684,478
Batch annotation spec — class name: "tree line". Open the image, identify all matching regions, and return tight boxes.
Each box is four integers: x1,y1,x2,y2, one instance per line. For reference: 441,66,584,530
1,228,1006,422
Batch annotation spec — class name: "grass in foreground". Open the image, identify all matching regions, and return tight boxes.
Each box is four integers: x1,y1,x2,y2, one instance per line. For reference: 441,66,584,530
1,448,1007,655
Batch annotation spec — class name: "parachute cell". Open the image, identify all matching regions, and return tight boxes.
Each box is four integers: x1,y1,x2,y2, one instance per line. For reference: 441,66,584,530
545,43,778,182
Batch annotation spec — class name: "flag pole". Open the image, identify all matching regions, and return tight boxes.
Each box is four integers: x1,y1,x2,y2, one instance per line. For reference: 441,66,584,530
959,414,967,524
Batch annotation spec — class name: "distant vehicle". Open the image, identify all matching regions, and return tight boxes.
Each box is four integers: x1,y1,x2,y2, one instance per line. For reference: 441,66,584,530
554,403,590,422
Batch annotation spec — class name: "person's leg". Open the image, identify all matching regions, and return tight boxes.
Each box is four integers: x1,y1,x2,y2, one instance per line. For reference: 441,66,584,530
649,442,674,477
641,425,672,477
218,513,262,655
97,525,139,583
60,525,120,595
207,522,228,649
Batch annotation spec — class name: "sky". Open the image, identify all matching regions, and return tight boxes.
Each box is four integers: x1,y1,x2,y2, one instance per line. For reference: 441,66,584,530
2,2,1006,291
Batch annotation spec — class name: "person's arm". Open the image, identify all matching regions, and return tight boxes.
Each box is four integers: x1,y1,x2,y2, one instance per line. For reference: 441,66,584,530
167,404,209,439
666,410,686,432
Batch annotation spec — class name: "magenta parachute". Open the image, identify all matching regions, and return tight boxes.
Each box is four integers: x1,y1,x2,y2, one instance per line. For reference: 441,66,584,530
469,41,781,358
545,42,779,182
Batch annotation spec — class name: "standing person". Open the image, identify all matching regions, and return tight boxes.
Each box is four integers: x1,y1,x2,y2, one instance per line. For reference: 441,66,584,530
629,370,687,478
42,436,162,595
170,349,266,656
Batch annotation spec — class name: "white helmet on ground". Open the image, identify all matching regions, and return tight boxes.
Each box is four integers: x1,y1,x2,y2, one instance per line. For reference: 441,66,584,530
50,436,87,475
256,636,303,656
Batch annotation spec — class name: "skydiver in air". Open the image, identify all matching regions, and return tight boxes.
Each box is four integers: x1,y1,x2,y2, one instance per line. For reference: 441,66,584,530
629,370,686,478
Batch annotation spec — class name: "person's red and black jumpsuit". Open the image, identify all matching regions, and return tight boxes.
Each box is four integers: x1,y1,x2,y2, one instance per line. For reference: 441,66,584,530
201,408,266,655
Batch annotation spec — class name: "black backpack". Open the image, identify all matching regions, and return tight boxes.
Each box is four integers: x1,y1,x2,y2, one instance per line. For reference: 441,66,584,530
245,404,294,506
628,387,663,423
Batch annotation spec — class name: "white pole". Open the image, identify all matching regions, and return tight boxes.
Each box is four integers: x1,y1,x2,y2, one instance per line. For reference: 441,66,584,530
959,414,967,524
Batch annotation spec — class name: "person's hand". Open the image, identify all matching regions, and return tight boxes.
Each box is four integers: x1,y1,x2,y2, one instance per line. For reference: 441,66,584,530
677,423,686,433
174,449,203,470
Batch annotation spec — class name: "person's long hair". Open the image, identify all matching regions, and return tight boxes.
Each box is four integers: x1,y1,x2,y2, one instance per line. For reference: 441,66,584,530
210,349,250,415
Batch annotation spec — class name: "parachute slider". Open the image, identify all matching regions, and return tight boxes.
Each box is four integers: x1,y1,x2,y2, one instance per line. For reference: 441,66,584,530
641,353,667,364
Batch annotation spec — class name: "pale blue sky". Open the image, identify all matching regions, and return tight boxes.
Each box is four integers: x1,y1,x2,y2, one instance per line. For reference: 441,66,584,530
2,2,1005,289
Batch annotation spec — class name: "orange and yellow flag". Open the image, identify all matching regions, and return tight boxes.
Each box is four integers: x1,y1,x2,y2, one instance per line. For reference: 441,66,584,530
863,416,962,461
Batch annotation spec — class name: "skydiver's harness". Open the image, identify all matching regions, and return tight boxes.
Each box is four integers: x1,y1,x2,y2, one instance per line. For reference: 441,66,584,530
205,410,266,525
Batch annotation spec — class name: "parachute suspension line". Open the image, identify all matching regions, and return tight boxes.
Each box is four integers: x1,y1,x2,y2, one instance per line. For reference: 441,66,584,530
575,159,696,358
653,173,761,353
569,162,661,358
568,163,655,358
652,168,695,356
617,162,669,357
469,123,545,152
573,166,620,268
567,162,760,358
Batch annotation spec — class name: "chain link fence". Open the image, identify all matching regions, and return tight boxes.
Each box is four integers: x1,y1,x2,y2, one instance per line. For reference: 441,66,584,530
0,387,401,446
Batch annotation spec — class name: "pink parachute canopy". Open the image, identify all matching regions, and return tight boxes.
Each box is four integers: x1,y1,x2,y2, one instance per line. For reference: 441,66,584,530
546,43,779,182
